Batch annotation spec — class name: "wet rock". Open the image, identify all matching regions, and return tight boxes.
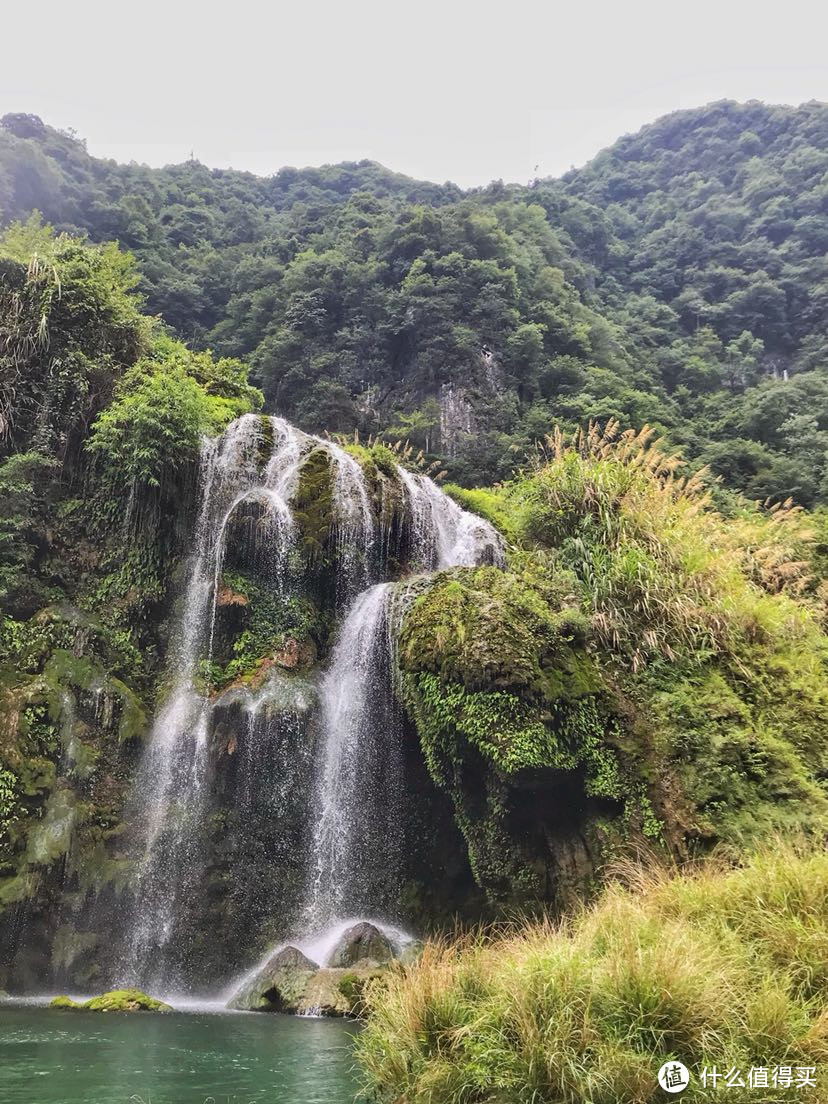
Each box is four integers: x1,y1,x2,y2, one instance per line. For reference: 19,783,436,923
273,638,301,669
216,585,248,607
227,945,319,1012
327,922,394,967
297,966,384,1016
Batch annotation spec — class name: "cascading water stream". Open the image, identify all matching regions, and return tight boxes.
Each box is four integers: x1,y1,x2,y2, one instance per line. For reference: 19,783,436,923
323,440,376,600
397,467,505,569
117,412,503,996
121,415,307,986
302,581,412,931
298,467,503,939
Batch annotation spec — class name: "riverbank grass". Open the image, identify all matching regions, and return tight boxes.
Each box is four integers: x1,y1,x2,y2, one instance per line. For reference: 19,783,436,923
357,845,828,1102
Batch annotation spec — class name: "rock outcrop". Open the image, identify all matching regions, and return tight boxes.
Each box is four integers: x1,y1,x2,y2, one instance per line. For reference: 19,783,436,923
226,925,408,1015
328,922,394,967
227,946,319,1011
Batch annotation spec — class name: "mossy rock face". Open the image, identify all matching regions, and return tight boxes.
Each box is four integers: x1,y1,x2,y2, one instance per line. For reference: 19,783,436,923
0,605,145,958
292,448,335,566
206,569,325,690
399,566,613,778
398,565,651,904
399,566,598,701
50,989,172,1012
298,966,385,1017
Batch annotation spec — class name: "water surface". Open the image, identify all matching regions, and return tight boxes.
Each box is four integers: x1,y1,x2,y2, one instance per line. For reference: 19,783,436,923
0,1004,359,1104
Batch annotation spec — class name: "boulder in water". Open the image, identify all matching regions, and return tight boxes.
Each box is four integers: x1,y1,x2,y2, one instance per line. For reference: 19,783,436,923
327,922,395,967
49,989,172,1012
228,945,319,1012
49,995,81,1009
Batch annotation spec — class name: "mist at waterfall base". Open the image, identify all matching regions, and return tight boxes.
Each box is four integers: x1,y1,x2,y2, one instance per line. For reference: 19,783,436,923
101,414,503,1001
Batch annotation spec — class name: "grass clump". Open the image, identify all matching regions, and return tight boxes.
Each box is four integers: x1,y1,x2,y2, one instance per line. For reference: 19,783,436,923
509,420,816,671
357,844,828,1102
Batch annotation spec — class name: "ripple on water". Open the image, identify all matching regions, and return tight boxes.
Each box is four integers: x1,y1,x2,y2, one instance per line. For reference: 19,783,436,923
0,1004,360,1104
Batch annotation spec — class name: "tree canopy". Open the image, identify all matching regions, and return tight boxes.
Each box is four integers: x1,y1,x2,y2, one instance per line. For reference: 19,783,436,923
1,100,827,502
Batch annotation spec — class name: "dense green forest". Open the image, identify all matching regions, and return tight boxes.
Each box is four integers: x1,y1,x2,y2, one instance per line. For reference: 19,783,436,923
1,100,827,500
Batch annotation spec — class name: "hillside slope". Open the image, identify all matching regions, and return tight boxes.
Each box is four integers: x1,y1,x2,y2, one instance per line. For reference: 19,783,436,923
1,102,827,500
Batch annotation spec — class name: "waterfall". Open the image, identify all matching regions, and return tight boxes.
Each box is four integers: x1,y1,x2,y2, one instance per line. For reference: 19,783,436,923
116,413,502,995
302,582,412,931
324,440,375,601
397,467,504,569
299,471,503,939
120,415,307,987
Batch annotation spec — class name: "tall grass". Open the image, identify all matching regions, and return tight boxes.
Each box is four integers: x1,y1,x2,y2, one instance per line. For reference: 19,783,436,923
510,421,816,671
357,845,828,1102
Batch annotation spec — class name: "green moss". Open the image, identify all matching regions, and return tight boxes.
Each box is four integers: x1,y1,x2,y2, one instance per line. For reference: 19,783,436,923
110,678,146,743
50,988,172,1012
399,565,595,701
292,448,335,565
84,988,172,1012
206,569,323,689
256,414,274,470
407,673,568,774
0,869,38,906
643,655,828,845
397,561,668,901
25,787,77,866
49,995,81,1009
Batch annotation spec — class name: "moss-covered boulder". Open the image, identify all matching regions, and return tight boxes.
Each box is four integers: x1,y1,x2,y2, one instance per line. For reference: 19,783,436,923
50,989,172,1012
226,940,397,1016
398,565,644,904
399,565,594,699
297,966,386,1016
49,994,82,1009
227,946,319,1012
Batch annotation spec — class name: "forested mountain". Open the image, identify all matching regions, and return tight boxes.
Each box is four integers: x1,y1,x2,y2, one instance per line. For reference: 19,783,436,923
1,101,826,500
3,224,828,986
2,101,828,1031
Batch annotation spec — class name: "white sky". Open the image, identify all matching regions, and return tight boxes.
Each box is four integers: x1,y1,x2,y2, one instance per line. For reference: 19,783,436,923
2,0,826,188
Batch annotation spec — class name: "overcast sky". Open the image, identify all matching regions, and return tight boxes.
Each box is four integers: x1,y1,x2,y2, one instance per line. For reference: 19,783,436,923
2,0,826,188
